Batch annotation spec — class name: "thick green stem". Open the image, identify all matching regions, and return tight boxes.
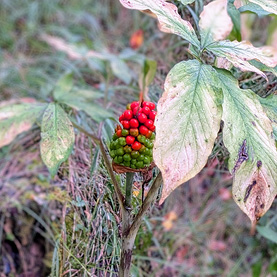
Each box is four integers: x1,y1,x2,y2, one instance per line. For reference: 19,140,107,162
125,172,134,209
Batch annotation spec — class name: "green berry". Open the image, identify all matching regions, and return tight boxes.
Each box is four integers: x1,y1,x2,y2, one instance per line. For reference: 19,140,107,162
124,145,132,153
131,151,139,159
118,137,126,146
116,147,124,156
136,161,144,168
131,159,137,165
137,135,146,144
143,156,151,165
122,129,129,136
147,142,154,149
118,156,123,163
138,154,145,161
123,153,131,162
114,156,119,164
150,133,155,140
112,133,118,140
130,164,136,169
139,145,146,153
110,150,116,158
124,161,131,167
144,148,151,156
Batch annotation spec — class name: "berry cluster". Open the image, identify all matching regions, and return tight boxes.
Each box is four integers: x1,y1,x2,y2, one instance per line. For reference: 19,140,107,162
110,101,157,169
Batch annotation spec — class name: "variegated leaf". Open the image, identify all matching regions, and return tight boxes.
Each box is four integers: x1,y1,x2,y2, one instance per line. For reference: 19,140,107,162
119,0,200,47
207,40,277,78
154,60,222,204
199,0,233,46
249,0,277,15
217,69,277,224
0,103,46,148
40,103,75,176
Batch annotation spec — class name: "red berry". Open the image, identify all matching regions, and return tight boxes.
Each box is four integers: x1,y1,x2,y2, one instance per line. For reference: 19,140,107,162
137,113,147,123
124,110,133,120
148,102,155,110
142,106,150,115
139,125,149,136
119,114,125,121
145,130,153,139
122,120,130,129
144,119,154,129
130,128,139,137
149,111,156,121
116,129,122,137
149,125,155,132
132,141,142,151
130,118,139,128
115,125,122,132
130,101,139,110
126,135,135,145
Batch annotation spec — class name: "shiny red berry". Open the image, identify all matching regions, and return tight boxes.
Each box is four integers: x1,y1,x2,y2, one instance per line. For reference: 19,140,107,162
148,102,155,110
144,119,154,129
132,141,142,151
130,101,139,110
137,113,147,123
130,118,139,128
149,111,156,121
124,110,133,120
139,125,149,136
149,125,155,132
145,130,153,139
116,129,122,137
119,114,125,121
142,106,150,115
122,120,130,129
126,135,135,145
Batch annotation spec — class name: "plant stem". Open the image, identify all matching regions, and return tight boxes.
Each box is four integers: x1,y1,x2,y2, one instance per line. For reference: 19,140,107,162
125,172,134,209
71,121,125,211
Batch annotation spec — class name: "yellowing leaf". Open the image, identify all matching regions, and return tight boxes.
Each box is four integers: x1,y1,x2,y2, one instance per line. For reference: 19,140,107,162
248,0,277,15
119,0,200,47
154,60,222,204
207,40,277,79
0,103,46,148
217,70,277,224
199,0,233,45
40,103,75,177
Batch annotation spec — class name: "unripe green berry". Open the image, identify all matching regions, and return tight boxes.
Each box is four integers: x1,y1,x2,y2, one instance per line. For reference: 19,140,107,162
143,156,151,165
137,135,146,144
131,151,139,159
136,161,144,168
150,133,155,140
118,156,123,163
116,147,124,156
124,145,132,153
138,154,145,161
124,161,131,167
123,153,131,162
110,150,116,158
122,129,129,136
118,137,126,146
131,159,137,165
139,145,146,153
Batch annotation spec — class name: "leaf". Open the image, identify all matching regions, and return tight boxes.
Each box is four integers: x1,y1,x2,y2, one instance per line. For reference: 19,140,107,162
109,57,133,84
249,60,277,77
207,40,277,78
0,103,47,148
53,73,74,100
217,69,277,224
259,94,277,140
57,93,113,123
118,0,200,48
139,59,157,92
199,0,233,46
178,0,195,5
154,60,222,204
40,103,75,176
227,0,242,41
248,0,277,16
239,3,272,17
257,226,277,244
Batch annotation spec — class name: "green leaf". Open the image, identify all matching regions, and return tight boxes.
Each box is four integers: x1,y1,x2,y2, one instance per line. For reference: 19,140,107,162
53,73,74,100
178,0,195,5
216,69,277,224
40,103,75,177
239,3,272,16
109,57,133,84
257,226,277,244
227,0,241,41
259,94,277,140
139,59,157,91
154,60,222,204
0,103,47,148
207,40,276,79
248,0,277,16
57,93,113,123
119,0,200,48
250,60,277,77
199,0,233,46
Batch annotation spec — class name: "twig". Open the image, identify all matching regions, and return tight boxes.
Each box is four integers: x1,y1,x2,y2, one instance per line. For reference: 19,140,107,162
128,172,162,238
71,121,125,212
